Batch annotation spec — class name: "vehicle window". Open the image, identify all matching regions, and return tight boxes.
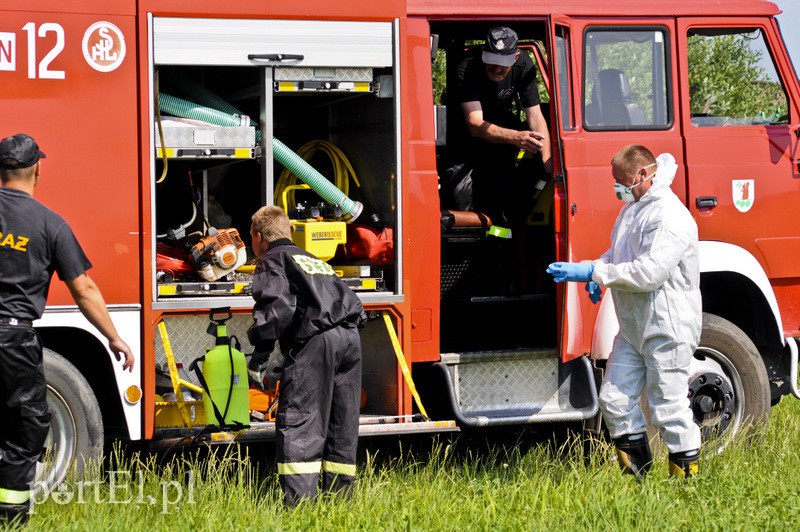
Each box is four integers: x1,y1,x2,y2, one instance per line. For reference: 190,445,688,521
583,28,670,130
688,28,788,127
556,26,574,130
432,46,446,105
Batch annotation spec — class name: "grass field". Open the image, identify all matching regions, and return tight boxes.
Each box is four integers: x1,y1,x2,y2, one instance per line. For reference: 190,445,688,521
13,397,800,530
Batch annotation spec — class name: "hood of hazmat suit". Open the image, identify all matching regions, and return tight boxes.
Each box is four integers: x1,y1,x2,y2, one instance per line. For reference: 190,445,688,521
592,152,702,453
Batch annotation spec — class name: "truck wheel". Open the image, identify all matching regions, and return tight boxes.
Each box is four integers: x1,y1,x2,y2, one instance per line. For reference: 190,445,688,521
36,349,103,492
690,313,770,452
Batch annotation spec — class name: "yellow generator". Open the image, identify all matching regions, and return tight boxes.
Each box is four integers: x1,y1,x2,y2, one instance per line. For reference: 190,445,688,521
290,219,346,262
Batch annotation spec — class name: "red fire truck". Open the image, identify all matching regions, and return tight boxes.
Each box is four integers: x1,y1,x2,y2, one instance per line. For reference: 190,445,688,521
3,0,799,486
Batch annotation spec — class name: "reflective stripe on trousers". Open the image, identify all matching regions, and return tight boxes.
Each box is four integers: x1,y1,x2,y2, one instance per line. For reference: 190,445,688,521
322,460,356,477
0,488,31,505
277,461,322,476
276,461,356,477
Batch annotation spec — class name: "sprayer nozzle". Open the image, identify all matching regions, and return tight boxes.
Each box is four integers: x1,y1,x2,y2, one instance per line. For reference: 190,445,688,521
343,201,364,223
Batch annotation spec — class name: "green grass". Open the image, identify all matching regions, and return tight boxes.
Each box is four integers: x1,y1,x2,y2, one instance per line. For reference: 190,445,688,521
14,398,800,530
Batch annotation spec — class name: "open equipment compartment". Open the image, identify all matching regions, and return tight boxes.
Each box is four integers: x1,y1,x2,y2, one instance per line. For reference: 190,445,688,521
149,16,401,309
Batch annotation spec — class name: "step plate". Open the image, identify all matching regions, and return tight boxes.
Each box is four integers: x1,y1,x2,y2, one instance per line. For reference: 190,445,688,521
438,350,598,424
443,349,559,415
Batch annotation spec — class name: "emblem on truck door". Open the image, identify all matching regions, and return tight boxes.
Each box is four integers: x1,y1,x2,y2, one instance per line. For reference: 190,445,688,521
82,21,126,73
732,179,754,213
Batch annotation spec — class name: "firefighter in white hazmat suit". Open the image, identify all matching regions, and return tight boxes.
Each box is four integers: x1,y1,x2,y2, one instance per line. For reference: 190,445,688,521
547,144,701,478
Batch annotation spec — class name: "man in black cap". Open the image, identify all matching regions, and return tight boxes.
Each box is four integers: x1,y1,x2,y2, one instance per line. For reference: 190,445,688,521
443,26,551,225
0,133,135,525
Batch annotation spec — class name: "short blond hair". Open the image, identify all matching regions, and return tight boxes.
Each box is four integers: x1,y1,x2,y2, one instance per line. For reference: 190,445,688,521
0,163,36,185
251,205,292,243
611,145,656,175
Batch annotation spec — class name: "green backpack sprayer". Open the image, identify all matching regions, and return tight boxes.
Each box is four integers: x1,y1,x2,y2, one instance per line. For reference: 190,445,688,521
189,307,249,430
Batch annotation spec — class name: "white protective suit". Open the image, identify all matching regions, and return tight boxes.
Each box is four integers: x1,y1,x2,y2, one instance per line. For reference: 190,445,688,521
593,153,702,453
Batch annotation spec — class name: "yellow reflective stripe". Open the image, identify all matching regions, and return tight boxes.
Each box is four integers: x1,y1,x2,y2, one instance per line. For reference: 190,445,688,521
0,487,31,504
278,461,322,476
322,460,355,477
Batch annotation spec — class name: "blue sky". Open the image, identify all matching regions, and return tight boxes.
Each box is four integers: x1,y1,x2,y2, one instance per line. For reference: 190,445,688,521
775,0,800,76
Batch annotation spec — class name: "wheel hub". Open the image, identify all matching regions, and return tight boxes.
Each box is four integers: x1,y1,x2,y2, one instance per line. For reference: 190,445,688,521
688,371,734,438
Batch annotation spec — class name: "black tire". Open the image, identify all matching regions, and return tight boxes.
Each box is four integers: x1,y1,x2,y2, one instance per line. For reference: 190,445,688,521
690,313,770,452
37,348,103,492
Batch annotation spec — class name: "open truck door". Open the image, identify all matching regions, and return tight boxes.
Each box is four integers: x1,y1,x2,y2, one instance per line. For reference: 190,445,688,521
553,16,684,361
424,15,598,428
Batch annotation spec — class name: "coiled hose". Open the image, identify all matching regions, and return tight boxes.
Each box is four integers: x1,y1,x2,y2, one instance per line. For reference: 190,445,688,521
275,140,356,209
272,138,362,220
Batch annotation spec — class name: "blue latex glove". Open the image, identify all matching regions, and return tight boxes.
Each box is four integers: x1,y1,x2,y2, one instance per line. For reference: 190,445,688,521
585,281,602,304
546,262,595,283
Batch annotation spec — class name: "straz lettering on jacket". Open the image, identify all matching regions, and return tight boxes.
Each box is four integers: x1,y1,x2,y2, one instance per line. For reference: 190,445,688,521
292,254,335,276
0,231,29,252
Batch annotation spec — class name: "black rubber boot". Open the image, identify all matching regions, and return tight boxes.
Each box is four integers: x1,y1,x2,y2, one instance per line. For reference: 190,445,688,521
0,502,30,528
668,449,700,479
613,432,653,479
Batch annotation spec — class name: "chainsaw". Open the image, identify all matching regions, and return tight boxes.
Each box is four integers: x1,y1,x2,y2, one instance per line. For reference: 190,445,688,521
190,227,247,281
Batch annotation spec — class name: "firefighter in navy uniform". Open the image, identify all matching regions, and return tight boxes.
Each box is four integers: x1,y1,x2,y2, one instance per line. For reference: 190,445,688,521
0,133,134,525
247,205,365,507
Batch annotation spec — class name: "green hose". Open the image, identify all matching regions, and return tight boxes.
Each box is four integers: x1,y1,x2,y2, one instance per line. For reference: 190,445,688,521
168,77,262,142
159,93,245,127
272,138,362,220
158,92,363,221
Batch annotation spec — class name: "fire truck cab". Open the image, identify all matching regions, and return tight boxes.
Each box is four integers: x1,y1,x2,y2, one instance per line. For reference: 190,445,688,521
2,0,799,487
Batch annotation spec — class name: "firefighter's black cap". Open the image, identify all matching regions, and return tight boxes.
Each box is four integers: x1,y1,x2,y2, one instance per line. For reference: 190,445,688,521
482,27,519,67
0,133,47,169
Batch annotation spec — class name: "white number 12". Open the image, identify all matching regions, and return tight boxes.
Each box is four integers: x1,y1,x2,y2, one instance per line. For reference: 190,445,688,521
22,22,65,80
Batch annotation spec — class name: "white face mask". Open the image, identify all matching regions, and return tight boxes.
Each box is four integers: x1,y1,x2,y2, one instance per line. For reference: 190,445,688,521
613,163,656,203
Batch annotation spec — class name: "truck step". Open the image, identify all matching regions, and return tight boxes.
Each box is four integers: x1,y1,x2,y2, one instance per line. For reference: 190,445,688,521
436,349,598,426
150,415,458,449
